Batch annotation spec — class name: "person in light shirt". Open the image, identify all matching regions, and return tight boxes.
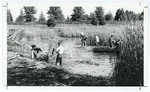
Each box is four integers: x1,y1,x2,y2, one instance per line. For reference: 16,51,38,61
54,42,64,66
94,35,99,46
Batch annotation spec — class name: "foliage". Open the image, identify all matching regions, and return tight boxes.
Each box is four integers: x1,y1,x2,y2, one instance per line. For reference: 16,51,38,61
24,6,37,22
115,8,127,21
7,9,13,24
91,14,99,25
105,11,113,21
71,7,85,22
47,17,56,27
125,10,139,21
139,11,144,20
47,7,65,23
95,7,106,25
38,12,46,24
114,22,143,86
65,16,71,24
15,9,25,25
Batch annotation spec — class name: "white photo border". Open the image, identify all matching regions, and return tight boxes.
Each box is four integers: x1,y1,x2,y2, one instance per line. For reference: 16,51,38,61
1,1,149,92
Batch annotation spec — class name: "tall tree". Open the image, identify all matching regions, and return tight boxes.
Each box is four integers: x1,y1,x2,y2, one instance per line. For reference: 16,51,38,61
38,12,46,24
71,7,85,22
66,16,71,23
125,10,138,21
139,11,144,20
115,8,127,21
95,7,106,25
91,14,99,25
24,6,37,22
105,11,113,21
7,9,13,24
47,7,65,22
15,9,25,24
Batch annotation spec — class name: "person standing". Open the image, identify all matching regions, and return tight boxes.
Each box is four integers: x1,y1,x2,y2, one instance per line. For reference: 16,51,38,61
81,32,87,47
114,39,121,55
94,35,99,46
54,42,64,66
109,35,115,48
30,45,37,59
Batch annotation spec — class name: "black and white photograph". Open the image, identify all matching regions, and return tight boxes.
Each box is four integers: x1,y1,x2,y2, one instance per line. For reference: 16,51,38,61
3,1,148,89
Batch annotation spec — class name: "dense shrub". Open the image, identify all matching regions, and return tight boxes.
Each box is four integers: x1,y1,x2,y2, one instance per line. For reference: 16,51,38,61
99,17,106,25
47,18,56,27
91,15,99,25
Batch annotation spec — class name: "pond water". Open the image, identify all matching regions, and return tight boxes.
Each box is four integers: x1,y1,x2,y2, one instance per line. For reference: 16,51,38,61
61,38,118,77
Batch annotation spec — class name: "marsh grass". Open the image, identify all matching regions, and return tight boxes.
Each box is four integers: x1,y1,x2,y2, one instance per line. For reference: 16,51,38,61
113,21,144,86
57,24,124,46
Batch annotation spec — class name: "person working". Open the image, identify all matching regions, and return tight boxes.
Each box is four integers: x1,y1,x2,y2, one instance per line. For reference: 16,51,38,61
114,39,121,55
53,42,64,66
30,45,42,59
109,35,115,48
81,32,87,47
94,35,99,46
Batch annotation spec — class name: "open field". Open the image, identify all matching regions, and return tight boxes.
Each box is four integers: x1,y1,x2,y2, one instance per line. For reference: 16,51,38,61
7,21,143,86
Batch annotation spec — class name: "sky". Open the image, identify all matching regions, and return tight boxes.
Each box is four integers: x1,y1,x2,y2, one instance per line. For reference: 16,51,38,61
7,1,145,21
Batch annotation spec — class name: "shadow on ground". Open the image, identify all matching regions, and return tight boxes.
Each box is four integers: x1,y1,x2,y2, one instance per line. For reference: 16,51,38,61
7,64,112,86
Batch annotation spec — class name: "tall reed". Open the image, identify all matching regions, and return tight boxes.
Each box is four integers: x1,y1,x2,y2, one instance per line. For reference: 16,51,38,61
113,21,144,86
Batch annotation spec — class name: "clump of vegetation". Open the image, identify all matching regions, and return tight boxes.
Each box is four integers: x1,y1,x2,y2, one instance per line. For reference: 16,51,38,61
47,18,56,27
95,7,106,25
7,9,13,24
105,11,113,21
91,15,99,25
47,6,65,23
113,22,143,86
24,6,37,22
37,12,46,24
71,7,85,23
15,9,25,25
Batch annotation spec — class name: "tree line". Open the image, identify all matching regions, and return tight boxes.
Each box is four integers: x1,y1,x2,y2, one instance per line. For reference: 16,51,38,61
7,6,144,26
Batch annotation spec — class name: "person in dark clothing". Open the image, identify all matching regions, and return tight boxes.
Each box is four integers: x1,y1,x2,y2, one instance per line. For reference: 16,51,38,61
81,33,87,47
81,36,87,47
33,48,42,53
114,39,121,55
30,45,42,59
109,35,115,48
